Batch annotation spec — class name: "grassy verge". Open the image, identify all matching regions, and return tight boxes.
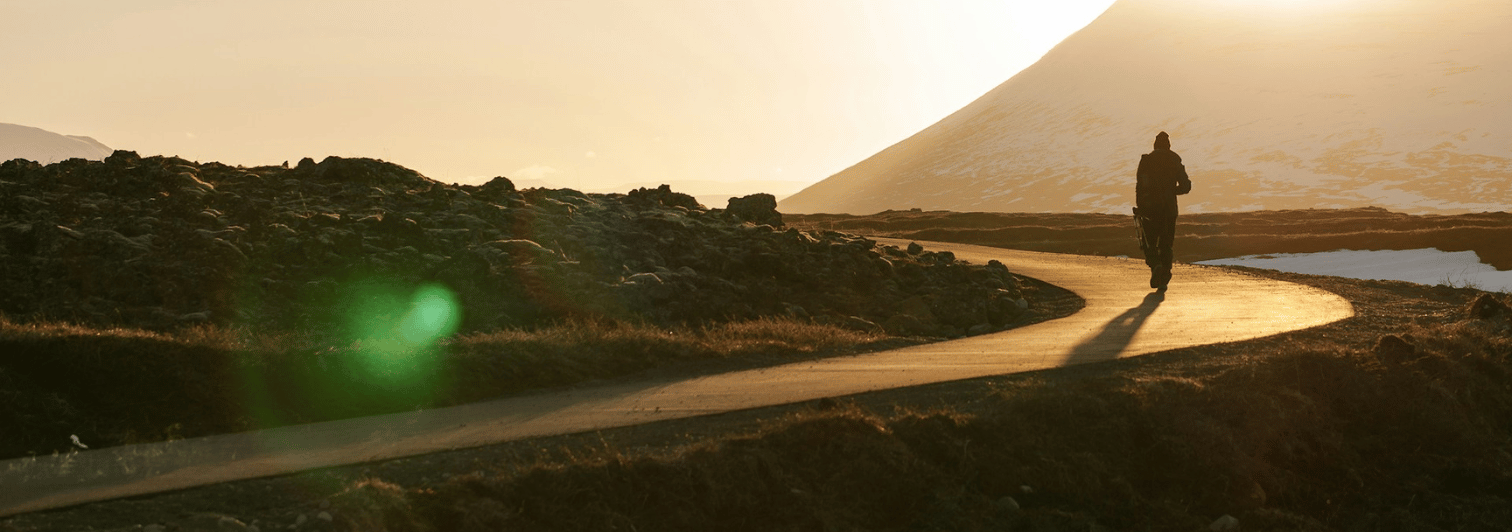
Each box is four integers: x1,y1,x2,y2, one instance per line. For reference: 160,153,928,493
0,316,905,460
317,291,1512,531
0,248,1079,461
4,273,1509,531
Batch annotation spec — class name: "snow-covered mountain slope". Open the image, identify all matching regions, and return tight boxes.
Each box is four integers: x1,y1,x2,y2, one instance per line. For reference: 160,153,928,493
781,0,1512,215
0,123,113,164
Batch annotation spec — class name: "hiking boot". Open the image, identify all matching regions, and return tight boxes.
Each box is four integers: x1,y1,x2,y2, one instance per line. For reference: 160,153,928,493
1154,266,1172,290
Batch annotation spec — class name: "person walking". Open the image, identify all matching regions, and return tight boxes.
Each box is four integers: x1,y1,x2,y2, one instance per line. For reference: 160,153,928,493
1134,131,1191,290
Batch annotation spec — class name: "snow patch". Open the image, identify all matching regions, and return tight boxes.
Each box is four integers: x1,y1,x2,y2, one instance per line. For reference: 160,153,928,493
1197,248,1512,292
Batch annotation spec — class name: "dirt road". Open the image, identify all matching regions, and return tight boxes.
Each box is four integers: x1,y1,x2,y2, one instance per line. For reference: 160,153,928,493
0,240,1352,517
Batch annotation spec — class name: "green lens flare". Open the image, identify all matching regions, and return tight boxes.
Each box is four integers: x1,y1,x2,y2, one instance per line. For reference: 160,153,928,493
237,279,464,435
398,283,462,347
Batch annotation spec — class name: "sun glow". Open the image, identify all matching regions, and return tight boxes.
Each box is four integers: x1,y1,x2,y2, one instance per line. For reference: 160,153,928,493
1193,0,1375,12
6,0,1125,193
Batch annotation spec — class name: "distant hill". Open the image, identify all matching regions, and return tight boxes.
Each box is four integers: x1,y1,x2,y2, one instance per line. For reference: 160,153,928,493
0,123,113,164
780,0,1512,215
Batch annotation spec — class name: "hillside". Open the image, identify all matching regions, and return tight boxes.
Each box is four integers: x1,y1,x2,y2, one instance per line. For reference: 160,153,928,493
780,0,1512,215
0,153,1028,337
0,123,112,165
0,153,1065,459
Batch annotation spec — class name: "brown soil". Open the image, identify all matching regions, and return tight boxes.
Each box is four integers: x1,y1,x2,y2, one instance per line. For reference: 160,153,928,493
5,260,1509,531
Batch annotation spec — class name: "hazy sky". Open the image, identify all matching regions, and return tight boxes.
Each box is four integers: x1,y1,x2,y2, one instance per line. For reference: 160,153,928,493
4,0,1115,191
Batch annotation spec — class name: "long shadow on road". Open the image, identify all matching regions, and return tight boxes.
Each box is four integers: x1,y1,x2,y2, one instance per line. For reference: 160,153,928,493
1062,291,1165,365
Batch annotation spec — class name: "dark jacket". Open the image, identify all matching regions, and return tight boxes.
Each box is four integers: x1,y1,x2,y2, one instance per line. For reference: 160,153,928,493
1136,148,1191,216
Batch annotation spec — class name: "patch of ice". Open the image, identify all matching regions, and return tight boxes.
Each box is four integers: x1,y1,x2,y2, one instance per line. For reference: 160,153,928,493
1197,248,1512,292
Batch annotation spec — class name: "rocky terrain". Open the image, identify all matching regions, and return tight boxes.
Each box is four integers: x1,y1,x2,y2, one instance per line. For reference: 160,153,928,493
0,154,1070,466
0,152,1028,342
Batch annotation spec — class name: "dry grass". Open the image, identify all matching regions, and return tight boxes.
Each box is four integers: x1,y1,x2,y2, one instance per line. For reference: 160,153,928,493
440,318,893,404
0,315,894,460
6,274,1510,531
294,293,1512,532
6,227,1511,531
0,316,249,459
790,208,1512,269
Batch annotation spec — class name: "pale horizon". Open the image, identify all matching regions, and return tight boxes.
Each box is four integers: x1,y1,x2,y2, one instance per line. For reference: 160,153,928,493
3,0,1117,192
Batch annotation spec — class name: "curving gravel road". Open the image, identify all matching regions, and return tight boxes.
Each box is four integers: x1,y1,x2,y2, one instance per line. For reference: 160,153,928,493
0,239,1353,517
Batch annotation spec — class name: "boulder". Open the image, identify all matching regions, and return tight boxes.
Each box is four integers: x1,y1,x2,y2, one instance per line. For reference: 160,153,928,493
895,295,937,323
481,239,557,265
467,176,517,202
627,184,701,211
883,314,932,336
725,193,782,227
1374,334,1417,363
625,272,663,285
838,316,884,334
104,150,140,166
1467,293,1510,320
1209,515,1239,531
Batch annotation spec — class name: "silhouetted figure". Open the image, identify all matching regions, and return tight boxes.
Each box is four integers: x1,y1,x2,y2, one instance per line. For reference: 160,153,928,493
1134,131,1191,290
